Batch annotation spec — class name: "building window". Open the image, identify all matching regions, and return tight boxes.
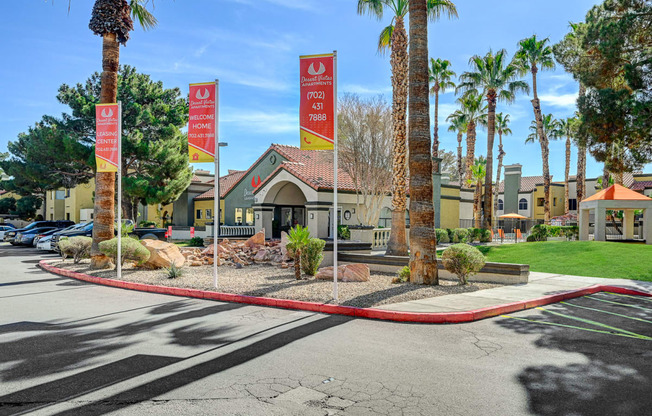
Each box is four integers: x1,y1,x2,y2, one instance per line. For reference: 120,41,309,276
569,198,577,211
498,199,504,211
55,190,65,200
519,198,528,210
537,198,544,207
206,209,212,219
196,209,202,219
65,189,71,198
246,208,254,225
235,208,243,224
378,207,391,228
553,197,557,206
66,213,70,221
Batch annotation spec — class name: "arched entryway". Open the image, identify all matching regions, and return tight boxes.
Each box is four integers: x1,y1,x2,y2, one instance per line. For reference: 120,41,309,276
263,181,308,238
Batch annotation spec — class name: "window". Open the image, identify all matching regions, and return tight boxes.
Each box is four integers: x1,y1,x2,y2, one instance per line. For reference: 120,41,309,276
553,198,557,206
378,207,391,228
55,190,65,200
65,189,71,198
66,213,70,221
206,209,212,219
569,198,577,211
519,198,528,210
498,199,504,211
537,198,544,207
196,209,202,219
246,208,254,225
235,208,243,224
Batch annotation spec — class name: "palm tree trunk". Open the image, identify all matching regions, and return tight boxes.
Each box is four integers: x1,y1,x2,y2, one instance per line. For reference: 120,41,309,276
565,137,571,213
294,250,301,280
483,91,497,229
432,88,439,173
385,15,409,257
494,132,505,225
465,121,476,185
474,182,482,228
530,67,550,222
457,131,464,183
576,83,586,203
408,0,437,285
90,32,119,269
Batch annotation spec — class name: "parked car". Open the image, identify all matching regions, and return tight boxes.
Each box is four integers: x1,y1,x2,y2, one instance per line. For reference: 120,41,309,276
52,220,166,252
33,224,84,247
0,224,16,240
36,235,55,251
15,226,59,246
5,221,74,244
52,222,94,252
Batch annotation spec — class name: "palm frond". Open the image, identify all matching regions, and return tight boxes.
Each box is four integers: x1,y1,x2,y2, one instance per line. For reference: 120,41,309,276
357,0,384,19
130,0,158,31
427,0,458,20
377,24,394,54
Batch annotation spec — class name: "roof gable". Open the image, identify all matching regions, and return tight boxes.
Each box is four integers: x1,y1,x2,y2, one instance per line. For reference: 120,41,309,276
583,184,652,202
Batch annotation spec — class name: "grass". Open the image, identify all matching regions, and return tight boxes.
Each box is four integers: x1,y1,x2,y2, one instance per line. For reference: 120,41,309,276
472,241,652,281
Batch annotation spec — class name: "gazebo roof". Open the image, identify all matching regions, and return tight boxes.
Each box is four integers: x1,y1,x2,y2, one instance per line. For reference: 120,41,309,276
583,184,652,202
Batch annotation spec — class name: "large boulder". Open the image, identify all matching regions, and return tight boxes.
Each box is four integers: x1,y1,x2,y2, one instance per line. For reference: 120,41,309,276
280,231,290,260
141,239,185,269
315,264,370,282
245,229,265,248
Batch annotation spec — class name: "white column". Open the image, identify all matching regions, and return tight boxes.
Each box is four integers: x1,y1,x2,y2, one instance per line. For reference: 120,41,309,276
595,205,607,242
579,208,590,241
644,208,652,245
307,209,329,239
623,209,635,240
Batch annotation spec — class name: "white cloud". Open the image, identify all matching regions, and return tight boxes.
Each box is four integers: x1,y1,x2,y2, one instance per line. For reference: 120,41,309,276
539,93,578,109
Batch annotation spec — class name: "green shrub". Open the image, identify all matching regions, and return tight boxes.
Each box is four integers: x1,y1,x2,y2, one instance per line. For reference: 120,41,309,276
478,228,492,243
337,225,351,240
58,236,92,264
529,224,549,241
301,238,325,276
560,225,579,240
446,228,457,243
188,236,205,247
166,263,184,279
467,228,481,242
435,228,450,244
454,228,469,243
393,265,410,283
442,243,486,285
99,237,150,266
526,234,538,242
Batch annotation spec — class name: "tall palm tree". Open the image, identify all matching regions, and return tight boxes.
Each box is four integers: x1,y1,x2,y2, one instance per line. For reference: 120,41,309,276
455,91,487,186
87,0,156,269
357,0,457,257
446,111,467,183
428,58,456,172
493,113,511,222
526,115,561,213
515,35,556,222
557,117,577,213
457,49,528,229
467,156,486,228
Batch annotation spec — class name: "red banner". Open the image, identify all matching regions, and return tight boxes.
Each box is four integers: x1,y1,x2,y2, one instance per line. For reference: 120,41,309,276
188,82,217,163
190,227,195,238
300,53,335,150
95,103,120,172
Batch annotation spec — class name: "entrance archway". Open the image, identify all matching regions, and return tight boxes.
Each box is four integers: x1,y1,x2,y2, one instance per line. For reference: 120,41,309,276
263,181,308,238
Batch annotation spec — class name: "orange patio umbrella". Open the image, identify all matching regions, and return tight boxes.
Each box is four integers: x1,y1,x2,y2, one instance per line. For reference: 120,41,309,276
499,213,528,219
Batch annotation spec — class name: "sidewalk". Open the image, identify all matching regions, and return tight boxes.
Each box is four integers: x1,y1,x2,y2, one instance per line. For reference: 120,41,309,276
377,272,652,313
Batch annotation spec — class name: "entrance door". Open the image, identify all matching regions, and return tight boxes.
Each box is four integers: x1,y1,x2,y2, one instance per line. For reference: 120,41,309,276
275,206,306,238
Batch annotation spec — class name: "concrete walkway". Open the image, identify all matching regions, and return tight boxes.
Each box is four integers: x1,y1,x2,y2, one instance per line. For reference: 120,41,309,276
377,272,652,313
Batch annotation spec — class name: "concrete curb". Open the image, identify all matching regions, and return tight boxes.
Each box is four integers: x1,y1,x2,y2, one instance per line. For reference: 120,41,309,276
39,260,652,324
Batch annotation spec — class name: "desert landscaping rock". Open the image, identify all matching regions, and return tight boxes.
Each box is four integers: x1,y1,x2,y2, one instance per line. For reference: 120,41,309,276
315,264,370,282
140,239,185,269
54,260,499,308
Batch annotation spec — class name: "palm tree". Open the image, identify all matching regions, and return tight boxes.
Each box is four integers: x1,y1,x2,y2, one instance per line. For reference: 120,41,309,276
455,91,487,186
428,58,456,172
467,156,486,228
457,49,528,230
515,35,556,222
446,111,467,183
357,0,457,257
493,113,511,222
87,0,156,269
526,115,561,213
557,117,577,213
286,225,311,280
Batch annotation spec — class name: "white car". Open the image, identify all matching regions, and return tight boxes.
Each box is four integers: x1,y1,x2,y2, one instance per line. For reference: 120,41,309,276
36,235,54,251
0,225,16,241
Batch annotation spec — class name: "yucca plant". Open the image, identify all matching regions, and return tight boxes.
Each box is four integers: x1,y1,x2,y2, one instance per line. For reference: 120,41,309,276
286,225,311,280
166,263,183,279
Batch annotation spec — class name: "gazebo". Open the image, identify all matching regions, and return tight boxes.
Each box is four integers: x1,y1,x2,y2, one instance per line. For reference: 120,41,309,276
579,184,652,244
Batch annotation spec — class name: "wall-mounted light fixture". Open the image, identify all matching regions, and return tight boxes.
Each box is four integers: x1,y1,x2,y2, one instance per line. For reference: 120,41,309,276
310,213,314,219
256,214,260,220
352,208,356,214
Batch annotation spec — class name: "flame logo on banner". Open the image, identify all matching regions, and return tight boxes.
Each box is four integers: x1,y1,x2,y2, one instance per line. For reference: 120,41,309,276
307,62,326,76
251,175,261,188
196,88,210,100
101,108,114,118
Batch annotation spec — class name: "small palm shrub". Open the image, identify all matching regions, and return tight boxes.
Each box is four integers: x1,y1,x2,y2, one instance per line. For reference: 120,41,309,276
166,263,184,279
337,225,351,240
58,236,92,264
392,265,411,283
301,238,325,276
286,225,311,280
99,237,151,266
442,243,486,285
188,237,204,247
435,228,450,244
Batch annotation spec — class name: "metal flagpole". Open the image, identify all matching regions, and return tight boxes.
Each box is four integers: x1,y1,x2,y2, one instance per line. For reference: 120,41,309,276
117,101,122,280
332,50,338,302
213,79,219,288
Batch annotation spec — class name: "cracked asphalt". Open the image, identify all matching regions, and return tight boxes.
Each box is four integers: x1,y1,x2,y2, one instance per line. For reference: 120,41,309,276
1,243,651,415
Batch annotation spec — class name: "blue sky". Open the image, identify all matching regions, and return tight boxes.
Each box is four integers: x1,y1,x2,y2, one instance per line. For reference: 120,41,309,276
1,0,649,179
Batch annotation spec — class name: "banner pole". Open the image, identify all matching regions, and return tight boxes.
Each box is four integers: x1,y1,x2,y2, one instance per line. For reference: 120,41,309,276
117,101,122,280
333,50,338,302
218,79,220,289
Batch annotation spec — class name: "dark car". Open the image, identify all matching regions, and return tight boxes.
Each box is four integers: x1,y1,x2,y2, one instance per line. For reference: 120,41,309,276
52,220,166,252
33,224,85,247
5,221,75,245
52,222,94,252
15,226,59,246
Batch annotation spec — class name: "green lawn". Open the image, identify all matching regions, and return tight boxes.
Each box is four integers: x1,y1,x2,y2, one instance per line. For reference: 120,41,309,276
474,241,652,281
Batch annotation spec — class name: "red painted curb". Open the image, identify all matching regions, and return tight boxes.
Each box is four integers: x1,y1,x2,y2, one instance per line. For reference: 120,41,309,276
38,260,652,324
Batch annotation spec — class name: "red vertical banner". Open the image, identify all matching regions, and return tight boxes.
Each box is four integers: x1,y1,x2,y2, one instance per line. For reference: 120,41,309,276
300,53,335,150
95,103,120,172
190,227,195,239
188,82,217,162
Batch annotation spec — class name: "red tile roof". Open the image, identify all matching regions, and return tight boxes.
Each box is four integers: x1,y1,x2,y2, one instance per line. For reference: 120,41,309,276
498,176,548,193
195,170,246,200
630,181,652,191
583,184,652,202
